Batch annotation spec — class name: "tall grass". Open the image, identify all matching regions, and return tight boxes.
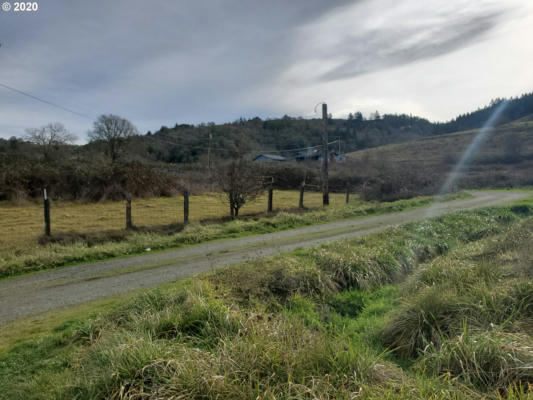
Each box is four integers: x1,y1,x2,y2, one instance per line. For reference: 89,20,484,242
1,203,532,399
381,215,533,394
417,329,533,390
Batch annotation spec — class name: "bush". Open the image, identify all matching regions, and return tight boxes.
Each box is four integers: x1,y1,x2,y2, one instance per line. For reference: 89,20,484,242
0,158,179,201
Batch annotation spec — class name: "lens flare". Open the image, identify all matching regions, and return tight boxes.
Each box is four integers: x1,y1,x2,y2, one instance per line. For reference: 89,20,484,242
439,100,509,195
424,100,509,218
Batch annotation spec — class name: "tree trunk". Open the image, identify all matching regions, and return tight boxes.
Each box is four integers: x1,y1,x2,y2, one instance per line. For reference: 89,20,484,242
230,204,234,219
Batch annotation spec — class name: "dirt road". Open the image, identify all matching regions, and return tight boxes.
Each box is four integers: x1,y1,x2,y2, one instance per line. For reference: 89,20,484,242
0,191,528,323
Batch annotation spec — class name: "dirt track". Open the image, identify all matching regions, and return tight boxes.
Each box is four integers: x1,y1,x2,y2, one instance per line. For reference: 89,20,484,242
0,190,528,323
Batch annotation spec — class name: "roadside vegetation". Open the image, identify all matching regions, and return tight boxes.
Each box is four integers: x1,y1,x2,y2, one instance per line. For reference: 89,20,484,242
0,192,465,278
1,201,532,399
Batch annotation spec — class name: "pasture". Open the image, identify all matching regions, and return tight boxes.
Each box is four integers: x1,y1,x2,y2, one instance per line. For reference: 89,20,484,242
0,190,348,252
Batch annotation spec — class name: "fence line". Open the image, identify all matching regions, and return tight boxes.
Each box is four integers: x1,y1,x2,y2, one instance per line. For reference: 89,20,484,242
0,187,356,250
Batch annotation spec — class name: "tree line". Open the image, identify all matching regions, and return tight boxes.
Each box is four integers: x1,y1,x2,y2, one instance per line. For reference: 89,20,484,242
2,91,533,211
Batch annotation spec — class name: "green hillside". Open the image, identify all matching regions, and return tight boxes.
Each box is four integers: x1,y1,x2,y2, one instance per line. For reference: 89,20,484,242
127,92,533,163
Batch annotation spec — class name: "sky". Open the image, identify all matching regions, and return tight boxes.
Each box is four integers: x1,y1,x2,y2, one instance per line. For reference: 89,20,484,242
1,0,533,141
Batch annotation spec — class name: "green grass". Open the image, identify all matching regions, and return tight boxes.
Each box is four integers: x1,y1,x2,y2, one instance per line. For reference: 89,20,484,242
1,201,532,399
0,192,467,279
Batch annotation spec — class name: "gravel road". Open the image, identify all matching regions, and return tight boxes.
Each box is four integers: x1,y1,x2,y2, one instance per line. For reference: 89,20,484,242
0,190,528,323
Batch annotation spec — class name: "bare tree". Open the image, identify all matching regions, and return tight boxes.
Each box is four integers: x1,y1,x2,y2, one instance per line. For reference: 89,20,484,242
88,114,138,162
219,158,264,218
24,122,77,161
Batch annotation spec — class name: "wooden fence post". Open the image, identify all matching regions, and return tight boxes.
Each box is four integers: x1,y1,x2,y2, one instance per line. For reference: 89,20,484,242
125,193,133,230
43,188,51,236
299,182,305,209
268,189,273,213
345,184,350,204
183,188,190,224
267,177,274,213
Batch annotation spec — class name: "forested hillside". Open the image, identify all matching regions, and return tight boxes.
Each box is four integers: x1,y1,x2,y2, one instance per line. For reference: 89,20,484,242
131,92,533,163
1,91,532,201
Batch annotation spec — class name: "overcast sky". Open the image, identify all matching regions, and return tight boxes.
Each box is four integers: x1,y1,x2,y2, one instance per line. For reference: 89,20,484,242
1,0,532,141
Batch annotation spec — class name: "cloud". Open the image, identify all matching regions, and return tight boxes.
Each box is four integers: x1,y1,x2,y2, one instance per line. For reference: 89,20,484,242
320,11,505,80
0,0,530,141
280,0,509,83
0,0,356,138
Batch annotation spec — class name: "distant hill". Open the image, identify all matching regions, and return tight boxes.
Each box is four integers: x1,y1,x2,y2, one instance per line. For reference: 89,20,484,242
126,92,533,165
3,92,532,167
347,120,533,189
2,90,533,201
128,114,435,164
433,93,533,134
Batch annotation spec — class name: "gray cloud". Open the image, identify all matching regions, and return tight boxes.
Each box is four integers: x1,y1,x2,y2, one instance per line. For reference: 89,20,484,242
0,0,356,138
0,0,527,140
320,9,506,81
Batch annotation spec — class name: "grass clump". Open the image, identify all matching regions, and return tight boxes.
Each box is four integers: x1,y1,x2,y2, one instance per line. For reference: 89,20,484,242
382,287,461,357
312,228,417,291
417,329,533,390
208,256,336,307
380,213,533,394
67,317,389,399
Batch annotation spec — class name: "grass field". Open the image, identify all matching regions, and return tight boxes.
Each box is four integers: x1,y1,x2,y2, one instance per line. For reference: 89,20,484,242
0,191,460,278
0,190,348,252
1,201,532,399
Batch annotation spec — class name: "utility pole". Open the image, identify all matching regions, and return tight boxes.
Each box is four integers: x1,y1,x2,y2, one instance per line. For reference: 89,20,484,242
321,103,329,206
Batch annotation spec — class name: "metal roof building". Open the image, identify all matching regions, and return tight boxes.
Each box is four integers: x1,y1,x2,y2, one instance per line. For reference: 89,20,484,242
252,154,288,162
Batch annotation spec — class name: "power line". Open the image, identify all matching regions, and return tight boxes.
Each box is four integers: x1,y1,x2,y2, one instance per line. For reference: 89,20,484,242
0,82,93,120
255,140,340,154
150,131,342,155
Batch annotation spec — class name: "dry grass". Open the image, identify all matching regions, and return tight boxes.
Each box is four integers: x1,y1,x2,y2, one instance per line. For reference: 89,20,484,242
347,122,533,167
0,190,348,252
346,122,533,189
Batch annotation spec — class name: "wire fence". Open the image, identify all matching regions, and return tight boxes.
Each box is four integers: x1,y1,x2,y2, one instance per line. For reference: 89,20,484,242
0,189,354,252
